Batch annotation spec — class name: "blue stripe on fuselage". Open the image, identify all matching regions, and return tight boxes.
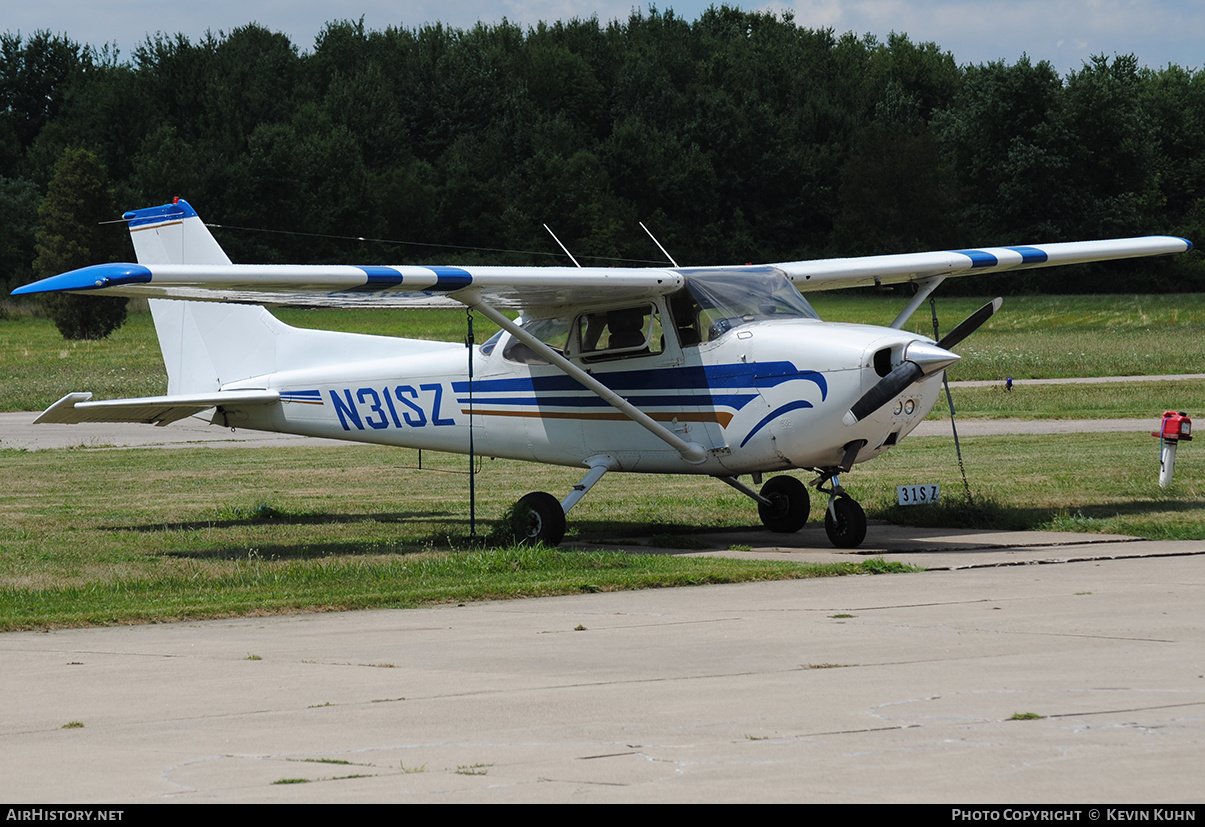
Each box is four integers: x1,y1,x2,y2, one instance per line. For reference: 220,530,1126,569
452,363,827,396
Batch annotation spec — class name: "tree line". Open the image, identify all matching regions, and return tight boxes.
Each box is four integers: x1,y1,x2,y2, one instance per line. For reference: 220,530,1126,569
2,5,1203,301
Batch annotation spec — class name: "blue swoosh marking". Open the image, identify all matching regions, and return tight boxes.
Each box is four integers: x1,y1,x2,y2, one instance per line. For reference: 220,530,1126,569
455,393,759,409
740,400,815,447
453,364,827,396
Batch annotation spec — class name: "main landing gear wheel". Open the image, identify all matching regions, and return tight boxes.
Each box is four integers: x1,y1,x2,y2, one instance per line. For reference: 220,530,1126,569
757,475,810,533
824,495,867,549
512,491,566,546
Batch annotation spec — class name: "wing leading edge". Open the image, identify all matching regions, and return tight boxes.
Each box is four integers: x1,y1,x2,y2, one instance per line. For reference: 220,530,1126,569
776,236,1192,291
13,236,1189,308
11,261,686,311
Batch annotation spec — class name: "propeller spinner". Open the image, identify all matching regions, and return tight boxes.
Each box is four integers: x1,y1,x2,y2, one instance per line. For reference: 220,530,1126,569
843,298,1002,426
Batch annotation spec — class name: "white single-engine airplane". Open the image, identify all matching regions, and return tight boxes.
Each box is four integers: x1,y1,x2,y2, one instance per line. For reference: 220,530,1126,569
13,199,1192,547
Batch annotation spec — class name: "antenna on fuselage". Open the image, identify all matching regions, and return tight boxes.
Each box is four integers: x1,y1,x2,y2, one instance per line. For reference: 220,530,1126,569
640,222,679,268
543,224,582,268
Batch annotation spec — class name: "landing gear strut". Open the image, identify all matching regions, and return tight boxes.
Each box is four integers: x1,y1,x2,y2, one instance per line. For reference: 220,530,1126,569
725,470,866,548
508,457,614,546
812,470,867,549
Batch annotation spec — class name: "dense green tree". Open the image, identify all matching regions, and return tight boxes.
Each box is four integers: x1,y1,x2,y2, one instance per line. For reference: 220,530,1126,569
0,32,93,175
0,175,40,293
933,56,1071,243
33,148,127,339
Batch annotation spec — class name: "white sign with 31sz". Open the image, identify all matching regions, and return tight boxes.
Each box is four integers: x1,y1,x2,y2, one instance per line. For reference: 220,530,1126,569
897,484,940,505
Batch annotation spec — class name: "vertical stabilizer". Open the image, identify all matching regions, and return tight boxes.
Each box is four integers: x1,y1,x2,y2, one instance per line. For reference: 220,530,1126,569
128,200,285,394
126,199,233,268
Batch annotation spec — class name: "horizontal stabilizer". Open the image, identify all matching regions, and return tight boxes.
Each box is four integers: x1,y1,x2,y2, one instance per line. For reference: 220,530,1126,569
35,390,280,426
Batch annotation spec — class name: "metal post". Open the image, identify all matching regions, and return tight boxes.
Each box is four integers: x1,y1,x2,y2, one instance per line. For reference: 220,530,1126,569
466,308,476,536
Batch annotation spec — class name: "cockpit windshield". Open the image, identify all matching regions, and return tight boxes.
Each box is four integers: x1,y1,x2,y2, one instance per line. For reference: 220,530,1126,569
672,267,819,343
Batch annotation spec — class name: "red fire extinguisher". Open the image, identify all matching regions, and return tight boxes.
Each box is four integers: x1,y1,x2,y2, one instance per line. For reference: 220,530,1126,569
1153,411,1192,487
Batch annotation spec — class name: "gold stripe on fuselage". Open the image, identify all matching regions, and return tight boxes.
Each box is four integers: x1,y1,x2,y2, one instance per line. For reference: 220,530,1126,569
463,408,734,428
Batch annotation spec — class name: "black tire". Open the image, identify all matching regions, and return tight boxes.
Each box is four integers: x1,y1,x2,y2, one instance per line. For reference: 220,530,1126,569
757,475,810,533
513,491,566,546
824,496,867,549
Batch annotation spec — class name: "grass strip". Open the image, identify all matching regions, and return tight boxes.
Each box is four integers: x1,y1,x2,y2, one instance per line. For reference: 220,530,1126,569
0,546,899,630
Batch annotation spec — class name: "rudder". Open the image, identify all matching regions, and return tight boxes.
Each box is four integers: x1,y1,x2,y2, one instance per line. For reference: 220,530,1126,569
128,200,285,394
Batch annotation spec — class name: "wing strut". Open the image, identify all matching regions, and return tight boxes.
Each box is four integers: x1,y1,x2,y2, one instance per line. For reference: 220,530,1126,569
890,276,945,329
464,297,708,465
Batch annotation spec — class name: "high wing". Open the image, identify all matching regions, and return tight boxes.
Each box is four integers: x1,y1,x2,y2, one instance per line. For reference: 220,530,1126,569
10,260,684,310
777,237,1192,291
9,199,1190,309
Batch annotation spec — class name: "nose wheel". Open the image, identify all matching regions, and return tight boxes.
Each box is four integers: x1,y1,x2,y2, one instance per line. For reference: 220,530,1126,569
812,469,868,549
824,494,867,549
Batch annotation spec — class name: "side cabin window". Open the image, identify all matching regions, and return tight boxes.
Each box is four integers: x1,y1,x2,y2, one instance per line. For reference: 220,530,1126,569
575,303,664,362
668,291,704,347
499,304,672,365
502,315,572,365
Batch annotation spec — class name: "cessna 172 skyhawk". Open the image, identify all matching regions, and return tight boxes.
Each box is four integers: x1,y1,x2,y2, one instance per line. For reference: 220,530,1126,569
12,199,1192,547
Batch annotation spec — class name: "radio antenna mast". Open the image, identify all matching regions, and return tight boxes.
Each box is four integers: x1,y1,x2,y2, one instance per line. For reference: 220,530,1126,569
543,224,581,268
640,222,679,267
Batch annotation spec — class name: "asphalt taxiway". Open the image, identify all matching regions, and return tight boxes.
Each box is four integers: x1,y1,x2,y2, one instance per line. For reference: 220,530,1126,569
2,528,1202,804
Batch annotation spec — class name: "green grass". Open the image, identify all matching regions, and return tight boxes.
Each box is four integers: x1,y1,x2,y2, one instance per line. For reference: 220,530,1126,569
1,310,167,411
0,303,498,412
810,292,1205,381
937,380,1205,420
866,431,1203,540
0,443,901,630
0,421,1199,630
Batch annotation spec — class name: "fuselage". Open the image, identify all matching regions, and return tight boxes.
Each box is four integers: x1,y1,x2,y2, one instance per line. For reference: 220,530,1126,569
219,272,945,475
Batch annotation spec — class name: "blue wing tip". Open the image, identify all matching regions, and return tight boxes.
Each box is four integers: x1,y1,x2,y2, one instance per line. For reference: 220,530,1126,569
11,264,152,296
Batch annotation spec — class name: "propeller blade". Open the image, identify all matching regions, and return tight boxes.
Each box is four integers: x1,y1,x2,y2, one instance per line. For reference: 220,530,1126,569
844,361,923,425
937,297,1002,351
845,299,999,426
844,341,960,426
